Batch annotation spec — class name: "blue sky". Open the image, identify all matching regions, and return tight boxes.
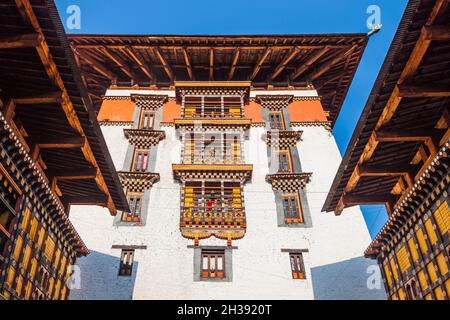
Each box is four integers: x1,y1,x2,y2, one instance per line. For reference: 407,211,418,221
55,0,409,238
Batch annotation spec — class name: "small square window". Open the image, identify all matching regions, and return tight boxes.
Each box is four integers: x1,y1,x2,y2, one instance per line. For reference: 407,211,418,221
282,193,304,224
278,150,292,173
289,252,306,280
122,194,143,222
268,111,285,130
140,110,155,129
119,249,134,276
133,150,149,172
201,250,225,279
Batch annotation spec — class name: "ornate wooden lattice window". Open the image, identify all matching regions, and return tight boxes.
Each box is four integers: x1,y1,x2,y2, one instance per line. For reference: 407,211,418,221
122,193,143,222
289,252,306,279
183,132,242,165
201,249,225,279
268,111,285,130
282,193,304,224
139,110,155,129
405,279,419,300
278,150,292,173
133,149,149,172
183,96,242,118
119,249,135,276
183,181,242,221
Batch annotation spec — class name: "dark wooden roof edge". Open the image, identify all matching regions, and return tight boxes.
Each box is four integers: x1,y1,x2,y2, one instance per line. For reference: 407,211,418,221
45,0,128,212
322,0,421,212
67,33,368,40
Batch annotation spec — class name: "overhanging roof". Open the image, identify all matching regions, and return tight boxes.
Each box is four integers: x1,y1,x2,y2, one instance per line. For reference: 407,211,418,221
323,0,450,214
68,33,369,126
0,0,129,217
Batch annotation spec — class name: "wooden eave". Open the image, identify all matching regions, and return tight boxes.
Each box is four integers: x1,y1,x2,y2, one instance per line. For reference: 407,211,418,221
323,0,450,217
68,34,368,126
172,164,253,183
0,0,129,217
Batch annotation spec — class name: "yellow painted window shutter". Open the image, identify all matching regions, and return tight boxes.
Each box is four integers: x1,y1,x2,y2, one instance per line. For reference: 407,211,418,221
384,263,392,288
30,259,37,278
6,266,15,286
416,229,428,255
22,245,32,269
433,201,450,235
396,246,411,273
29,218,38,240
424,219,438,245
397,288,405,300
13,236,23,261
426,262,438,284
389,257,399,280
16,275,23,295
436,253,449,276
434,286,445,300
407,238,419,263
21,208,31,230
418,270,428,290
45,237,55,261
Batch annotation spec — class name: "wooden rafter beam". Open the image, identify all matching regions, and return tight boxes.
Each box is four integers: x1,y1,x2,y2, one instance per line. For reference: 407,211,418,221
99,47,136,80
60,195,108,206
12,91,63,105
423,24,450,41
34,135,86,149
209,48,214,81
342,194,398,206
333,1,448,215
154,47,174,82
249,47,271,81
398,83,450,98
182,48,194,80
358,164,411,177
290,46,329,81
270,47,300,80
74,48,117,81
228,48,240,80
15,0,118,215
374,129,442,143
49,167,98,180
124,47,154,81
335,193,397,216
310,45,356,81
0,33,42,49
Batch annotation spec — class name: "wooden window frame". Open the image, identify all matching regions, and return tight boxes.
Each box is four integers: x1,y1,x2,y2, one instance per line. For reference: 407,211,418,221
122,193,144,222
268,111,285,130
277,149,293,173
289,252,306,280
139,110,156,129
282,193,304,224
132,149,150,172
119,249,135,276
201,249,225,279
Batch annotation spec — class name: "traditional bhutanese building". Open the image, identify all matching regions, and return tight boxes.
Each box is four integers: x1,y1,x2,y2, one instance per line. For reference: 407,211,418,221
324,0,450,300
0,1,128,300
66,30,386,300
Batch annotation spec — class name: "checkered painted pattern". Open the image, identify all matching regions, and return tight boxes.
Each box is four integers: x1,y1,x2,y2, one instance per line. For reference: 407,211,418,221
266,130,303,148
118,171,160,192
131,95,168,110
266,173,313,192
124,129,166,148
173,167,252,184
256,95,293,111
